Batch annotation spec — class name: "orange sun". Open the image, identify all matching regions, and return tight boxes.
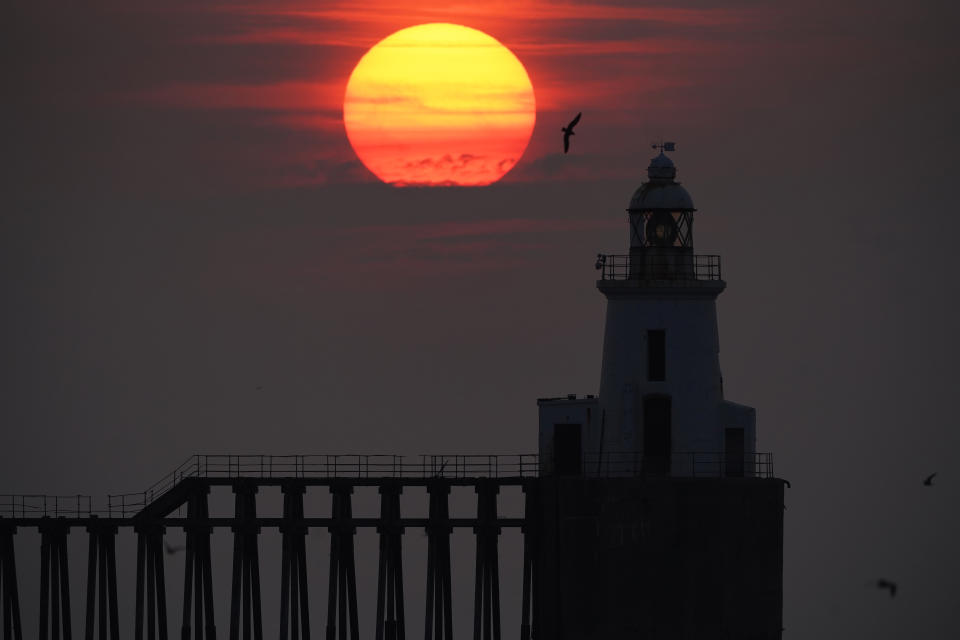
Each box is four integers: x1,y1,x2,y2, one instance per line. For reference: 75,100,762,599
343,23,536,186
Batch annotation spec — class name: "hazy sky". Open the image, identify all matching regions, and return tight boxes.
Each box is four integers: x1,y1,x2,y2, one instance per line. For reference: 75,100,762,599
3,1,959,637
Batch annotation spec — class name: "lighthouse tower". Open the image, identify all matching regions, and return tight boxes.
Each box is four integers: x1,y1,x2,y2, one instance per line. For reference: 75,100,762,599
596,145,756,476
538,144,758,477
533,144,784,640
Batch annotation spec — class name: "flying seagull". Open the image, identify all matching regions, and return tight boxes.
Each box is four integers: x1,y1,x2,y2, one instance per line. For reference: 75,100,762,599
875,579,897,598
923,472,937,486
562,112,582,153
164,541,185,555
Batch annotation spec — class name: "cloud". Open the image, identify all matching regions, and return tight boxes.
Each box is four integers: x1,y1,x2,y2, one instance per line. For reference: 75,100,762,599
310,157,375,185
343,218,621,240
217,2,754,29
507,152,612,183
190,2,758,55
199,213,623,297
127,82,341,111
511,38,700,57
403,154,483,171
264,215,625,287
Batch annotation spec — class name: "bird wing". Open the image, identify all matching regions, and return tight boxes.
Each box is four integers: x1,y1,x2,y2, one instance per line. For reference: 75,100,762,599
924,472,937,484
568,112,582,130
876,579,897,596
563,133,570,153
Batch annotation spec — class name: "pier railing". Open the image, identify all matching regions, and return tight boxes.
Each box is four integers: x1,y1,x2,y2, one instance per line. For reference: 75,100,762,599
580,451,773,478
0,451,774,519
0,494,93,519
0,454,541,518
171,453,540,480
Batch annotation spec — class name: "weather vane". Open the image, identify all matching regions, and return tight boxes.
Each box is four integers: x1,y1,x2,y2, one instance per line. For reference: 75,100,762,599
651,141,676,153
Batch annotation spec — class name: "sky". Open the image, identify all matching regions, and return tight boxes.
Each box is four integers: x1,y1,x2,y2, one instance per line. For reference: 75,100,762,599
3,0,960,637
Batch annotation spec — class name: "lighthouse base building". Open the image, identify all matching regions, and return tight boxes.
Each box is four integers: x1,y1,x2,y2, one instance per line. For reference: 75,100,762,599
533,477,784,639
534,147,785,640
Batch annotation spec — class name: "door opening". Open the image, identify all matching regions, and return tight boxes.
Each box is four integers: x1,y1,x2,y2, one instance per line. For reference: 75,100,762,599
725,427,745,477
643,396,671,475
554,423,582,475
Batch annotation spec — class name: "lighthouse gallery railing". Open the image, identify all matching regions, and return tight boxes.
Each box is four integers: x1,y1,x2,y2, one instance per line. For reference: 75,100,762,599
598,253,721,281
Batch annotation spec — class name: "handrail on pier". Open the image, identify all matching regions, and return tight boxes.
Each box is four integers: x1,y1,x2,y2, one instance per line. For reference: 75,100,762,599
1,450,775,519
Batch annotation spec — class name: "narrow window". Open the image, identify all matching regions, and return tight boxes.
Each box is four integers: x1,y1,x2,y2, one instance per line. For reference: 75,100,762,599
725,428,745,477
648,330,666,381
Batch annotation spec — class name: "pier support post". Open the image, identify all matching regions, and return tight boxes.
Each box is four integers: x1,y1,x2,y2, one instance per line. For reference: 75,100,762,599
519,482,539,640
423,483,452,640
229,481,263,640
375,483,405,640
325,484,359,640
0,522,23,640
83,519,120,640
279,483,309,640
134,523,169,640
180,483,216,640
38,519,72,640
473,481,501,640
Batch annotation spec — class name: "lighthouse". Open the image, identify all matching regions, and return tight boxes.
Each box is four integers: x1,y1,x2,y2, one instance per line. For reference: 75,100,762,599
596,144,757,476
533,145,785,640
539,144,758,477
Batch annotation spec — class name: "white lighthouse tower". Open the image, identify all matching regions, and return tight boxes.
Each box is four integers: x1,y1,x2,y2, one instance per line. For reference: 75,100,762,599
539,144,757,477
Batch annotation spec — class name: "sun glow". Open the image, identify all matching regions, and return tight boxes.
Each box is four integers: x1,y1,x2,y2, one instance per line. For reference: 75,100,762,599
343,23,536,186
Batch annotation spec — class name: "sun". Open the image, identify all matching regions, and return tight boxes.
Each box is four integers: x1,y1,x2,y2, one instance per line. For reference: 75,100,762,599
343,23,536,186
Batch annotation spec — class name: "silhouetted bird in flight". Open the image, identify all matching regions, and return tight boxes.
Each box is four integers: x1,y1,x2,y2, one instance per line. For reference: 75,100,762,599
923,472,937,486
164,541,185,555
562,112,582,153
875,579,897,597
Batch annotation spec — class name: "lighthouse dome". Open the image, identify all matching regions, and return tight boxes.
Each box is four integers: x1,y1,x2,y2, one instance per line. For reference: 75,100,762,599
627,152,695,212
647,152,676,180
